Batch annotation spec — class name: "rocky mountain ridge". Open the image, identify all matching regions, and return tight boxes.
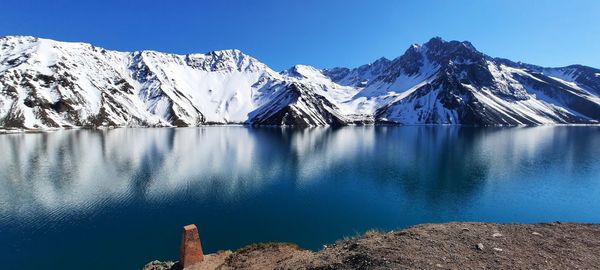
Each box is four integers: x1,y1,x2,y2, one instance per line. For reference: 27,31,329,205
1,36,599,129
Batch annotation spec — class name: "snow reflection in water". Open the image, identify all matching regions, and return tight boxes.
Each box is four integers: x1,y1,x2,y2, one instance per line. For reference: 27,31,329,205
1,126,600,270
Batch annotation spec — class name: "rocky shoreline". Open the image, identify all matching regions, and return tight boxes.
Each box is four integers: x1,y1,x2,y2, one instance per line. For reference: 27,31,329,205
143,222,600,269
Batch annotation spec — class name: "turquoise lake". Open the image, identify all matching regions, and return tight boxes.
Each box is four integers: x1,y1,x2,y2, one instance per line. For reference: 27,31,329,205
1,126,600,269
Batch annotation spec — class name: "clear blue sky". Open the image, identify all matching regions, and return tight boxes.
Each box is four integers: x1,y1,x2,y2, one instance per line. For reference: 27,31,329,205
1,0,598,70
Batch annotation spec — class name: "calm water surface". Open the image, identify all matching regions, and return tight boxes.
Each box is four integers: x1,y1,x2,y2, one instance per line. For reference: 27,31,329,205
1,126,600,269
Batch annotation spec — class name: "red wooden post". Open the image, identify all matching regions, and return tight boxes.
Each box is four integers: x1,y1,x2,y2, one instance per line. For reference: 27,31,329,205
180,224,204,268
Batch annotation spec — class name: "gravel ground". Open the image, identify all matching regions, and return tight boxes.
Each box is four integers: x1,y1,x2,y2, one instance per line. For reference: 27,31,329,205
144,222,600,270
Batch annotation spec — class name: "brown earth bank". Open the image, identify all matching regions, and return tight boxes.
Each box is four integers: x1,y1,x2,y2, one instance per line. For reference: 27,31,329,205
143,222,600,270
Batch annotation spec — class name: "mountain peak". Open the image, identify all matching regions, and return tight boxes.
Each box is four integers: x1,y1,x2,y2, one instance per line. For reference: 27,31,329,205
422,37,478,53
185,48,270,73
205,48,245,57
406,37,485,67
421,36,474,48
371,57,391,66
281,64,322,79
425,36,445,45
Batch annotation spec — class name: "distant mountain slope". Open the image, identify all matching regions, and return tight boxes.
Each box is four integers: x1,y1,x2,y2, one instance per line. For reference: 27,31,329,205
371,38,600,125
1,36,599,129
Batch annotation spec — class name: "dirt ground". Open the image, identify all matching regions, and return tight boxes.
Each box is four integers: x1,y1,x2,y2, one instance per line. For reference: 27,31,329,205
143,222,600,269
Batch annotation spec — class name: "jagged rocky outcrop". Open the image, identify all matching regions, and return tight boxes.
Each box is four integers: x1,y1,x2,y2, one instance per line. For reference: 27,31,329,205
248,83,349,126
1,35,599,129
371,38,600,125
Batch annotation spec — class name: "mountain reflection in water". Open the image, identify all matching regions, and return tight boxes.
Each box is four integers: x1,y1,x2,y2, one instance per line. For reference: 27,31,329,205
1,126,600,270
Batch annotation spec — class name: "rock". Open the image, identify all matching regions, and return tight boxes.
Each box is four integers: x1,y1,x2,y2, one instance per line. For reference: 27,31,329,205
435,263,443,268
493,248,503,252
492,233,503,237
142,260,176,270
180,224,204,268
476,243,485,250
532,232,543,236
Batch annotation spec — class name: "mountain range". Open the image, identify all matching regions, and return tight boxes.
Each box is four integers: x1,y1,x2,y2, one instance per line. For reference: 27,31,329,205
1,36,599,129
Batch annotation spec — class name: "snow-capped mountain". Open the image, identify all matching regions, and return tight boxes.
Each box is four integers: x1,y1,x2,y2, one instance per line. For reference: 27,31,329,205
372,38,600,125
1,36,599,129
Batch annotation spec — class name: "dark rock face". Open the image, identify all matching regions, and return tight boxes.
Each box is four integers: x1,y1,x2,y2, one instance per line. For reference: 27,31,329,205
322,57,392,87
568,66,600,96
249,83,348,127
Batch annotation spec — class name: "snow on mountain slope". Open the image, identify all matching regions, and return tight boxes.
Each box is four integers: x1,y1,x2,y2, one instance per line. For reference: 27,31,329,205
0,36,163,128
0,36,344,128
248,83,350,126
372,38,600,125
341,44,442,116
280,65,361,115
1,35,600,129
128,49,286,124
